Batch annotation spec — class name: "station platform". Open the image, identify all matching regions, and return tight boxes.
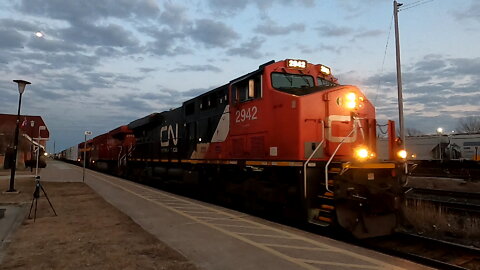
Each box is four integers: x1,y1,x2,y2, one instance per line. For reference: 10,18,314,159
1,160,432,270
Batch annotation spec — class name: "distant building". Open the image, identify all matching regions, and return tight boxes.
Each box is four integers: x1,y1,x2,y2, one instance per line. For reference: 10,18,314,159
0,114,50,169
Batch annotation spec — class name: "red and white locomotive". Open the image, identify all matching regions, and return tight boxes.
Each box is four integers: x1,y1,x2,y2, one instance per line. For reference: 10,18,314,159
63,59,404,238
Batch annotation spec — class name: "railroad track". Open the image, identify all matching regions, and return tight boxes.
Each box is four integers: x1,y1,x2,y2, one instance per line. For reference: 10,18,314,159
405,188,480,213
362,233,480,269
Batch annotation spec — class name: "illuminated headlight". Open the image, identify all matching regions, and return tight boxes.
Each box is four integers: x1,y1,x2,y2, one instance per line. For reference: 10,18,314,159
354,147,374,161
337,92,366,110
319,65,331,75
43,152,48,156
286,59,307,69
77,158,81,162
345,92,357,109
397,150,407,159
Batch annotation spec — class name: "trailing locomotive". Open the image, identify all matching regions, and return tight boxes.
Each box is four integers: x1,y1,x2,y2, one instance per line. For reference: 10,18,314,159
61,59,405,238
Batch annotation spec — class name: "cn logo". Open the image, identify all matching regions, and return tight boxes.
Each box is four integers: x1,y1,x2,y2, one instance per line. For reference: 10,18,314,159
160,124,178,147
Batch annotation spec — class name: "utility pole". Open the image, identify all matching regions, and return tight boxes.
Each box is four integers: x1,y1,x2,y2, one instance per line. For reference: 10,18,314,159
394,0,407,171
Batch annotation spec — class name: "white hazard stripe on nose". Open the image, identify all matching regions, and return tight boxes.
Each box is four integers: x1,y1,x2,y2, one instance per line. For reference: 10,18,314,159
326,115,357,143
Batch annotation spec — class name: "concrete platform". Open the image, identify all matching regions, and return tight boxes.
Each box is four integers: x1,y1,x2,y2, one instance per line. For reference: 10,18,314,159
34,160,431,270
0,204,28,263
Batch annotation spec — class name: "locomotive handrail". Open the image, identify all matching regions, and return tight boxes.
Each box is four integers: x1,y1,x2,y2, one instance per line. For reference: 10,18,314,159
324,127,357,193
353,117,366,140
303,120,325,198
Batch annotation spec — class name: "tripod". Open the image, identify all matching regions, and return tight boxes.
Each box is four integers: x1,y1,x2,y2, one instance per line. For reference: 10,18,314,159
28,176,57,222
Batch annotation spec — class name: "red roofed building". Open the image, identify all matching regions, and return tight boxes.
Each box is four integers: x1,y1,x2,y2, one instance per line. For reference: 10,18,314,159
0,114,50,169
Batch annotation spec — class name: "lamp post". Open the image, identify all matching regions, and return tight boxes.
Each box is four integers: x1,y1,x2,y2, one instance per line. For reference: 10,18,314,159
35,126,46,177
7,80,31,193
436,127,443,160
83,131,92,182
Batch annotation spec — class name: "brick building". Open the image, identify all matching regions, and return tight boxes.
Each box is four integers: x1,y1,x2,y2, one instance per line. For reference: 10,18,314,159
0,114,49,169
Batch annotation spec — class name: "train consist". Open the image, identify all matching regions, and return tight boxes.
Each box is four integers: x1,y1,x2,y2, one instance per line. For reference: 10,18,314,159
59,59,405,238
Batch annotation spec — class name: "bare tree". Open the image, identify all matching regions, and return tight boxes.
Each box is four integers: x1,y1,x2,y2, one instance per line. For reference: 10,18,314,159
456,116,480,133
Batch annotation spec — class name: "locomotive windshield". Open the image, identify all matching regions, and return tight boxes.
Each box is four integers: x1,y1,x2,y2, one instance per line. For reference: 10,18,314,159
318,77,338,87
271,73,314,90
271,72,338,96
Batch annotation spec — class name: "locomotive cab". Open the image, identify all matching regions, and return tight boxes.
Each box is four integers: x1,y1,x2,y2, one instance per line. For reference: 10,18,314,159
232,59,405,238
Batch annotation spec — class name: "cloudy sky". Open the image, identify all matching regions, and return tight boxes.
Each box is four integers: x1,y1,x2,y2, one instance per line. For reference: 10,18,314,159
0,0,479,152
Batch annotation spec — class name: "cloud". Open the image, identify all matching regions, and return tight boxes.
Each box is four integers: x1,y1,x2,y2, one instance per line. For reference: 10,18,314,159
138,67,156,73
19,0,160,24
0,29,26,49
316,23,383,41
226,36,265,58
169,65,222,72
26,36,84,52
188,19,239,48
207,0,314,15
0,19,40,33
60,22,138,48
255,20,305,36
141,28,189,56
453,2,480,23
353,29,383,39
159,2,190,30
316,24,354,37
361,55,480,133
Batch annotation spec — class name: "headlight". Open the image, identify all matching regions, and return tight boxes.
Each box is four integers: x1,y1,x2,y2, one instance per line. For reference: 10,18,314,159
397,150,407,159
354,147,374,161
319,65,331,75
345,92,357,109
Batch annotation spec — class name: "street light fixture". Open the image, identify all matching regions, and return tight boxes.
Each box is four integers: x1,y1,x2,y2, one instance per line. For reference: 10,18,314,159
436,127,443,160
7,79,31,193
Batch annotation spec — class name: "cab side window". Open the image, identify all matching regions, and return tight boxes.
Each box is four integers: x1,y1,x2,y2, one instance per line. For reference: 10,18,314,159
231,75,261,103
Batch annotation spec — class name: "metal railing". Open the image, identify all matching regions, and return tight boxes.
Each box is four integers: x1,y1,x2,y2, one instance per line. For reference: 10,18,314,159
303,120,325,198
324,128,356,193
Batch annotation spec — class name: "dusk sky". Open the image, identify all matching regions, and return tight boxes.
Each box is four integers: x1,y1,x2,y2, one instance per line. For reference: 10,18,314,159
0,0,479,152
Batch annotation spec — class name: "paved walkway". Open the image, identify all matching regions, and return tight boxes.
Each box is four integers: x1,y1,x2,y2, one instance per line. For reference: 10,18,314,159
34,160,431,270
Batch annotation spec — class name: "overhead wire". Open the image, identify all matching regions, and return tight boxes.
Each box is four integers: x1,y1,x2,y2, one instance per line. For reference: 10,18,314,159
374,0,436,105
399,0,435,11
373,13,394,105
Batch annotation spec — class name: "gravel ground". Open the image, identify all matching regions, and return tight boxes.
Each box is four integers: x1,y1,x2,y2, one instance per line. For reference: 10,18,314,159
0,177,198,270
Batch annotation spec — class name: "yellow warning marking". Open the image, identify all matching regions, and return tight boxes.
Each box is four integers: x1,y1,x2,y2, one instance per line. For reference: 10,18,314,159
212,224,261,229
321,204,335,210
196,216,243,221
235,232,296,239
299,259,384,269
171,206,205,210
246,161,268,166
78,166,407,270
180,211,217,215
343,162,396,169
324,192,334,197
264,244,331,251
318,216,332,223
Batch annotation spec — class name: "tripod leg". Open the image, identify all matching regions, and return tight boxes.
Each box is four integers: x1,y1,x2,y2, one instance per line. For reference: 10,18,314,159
40,184,57,216
28,197,35,219
34,197,38,222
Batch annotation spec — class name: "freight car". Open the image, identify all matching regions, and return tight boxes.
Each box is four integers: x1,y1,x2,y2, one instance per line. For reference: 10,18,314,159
121,59,405,238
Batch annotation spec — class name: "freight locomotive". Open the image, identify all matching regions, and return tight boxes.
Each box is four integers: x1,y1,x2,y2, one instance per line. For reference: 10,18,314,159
59,59,405,238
